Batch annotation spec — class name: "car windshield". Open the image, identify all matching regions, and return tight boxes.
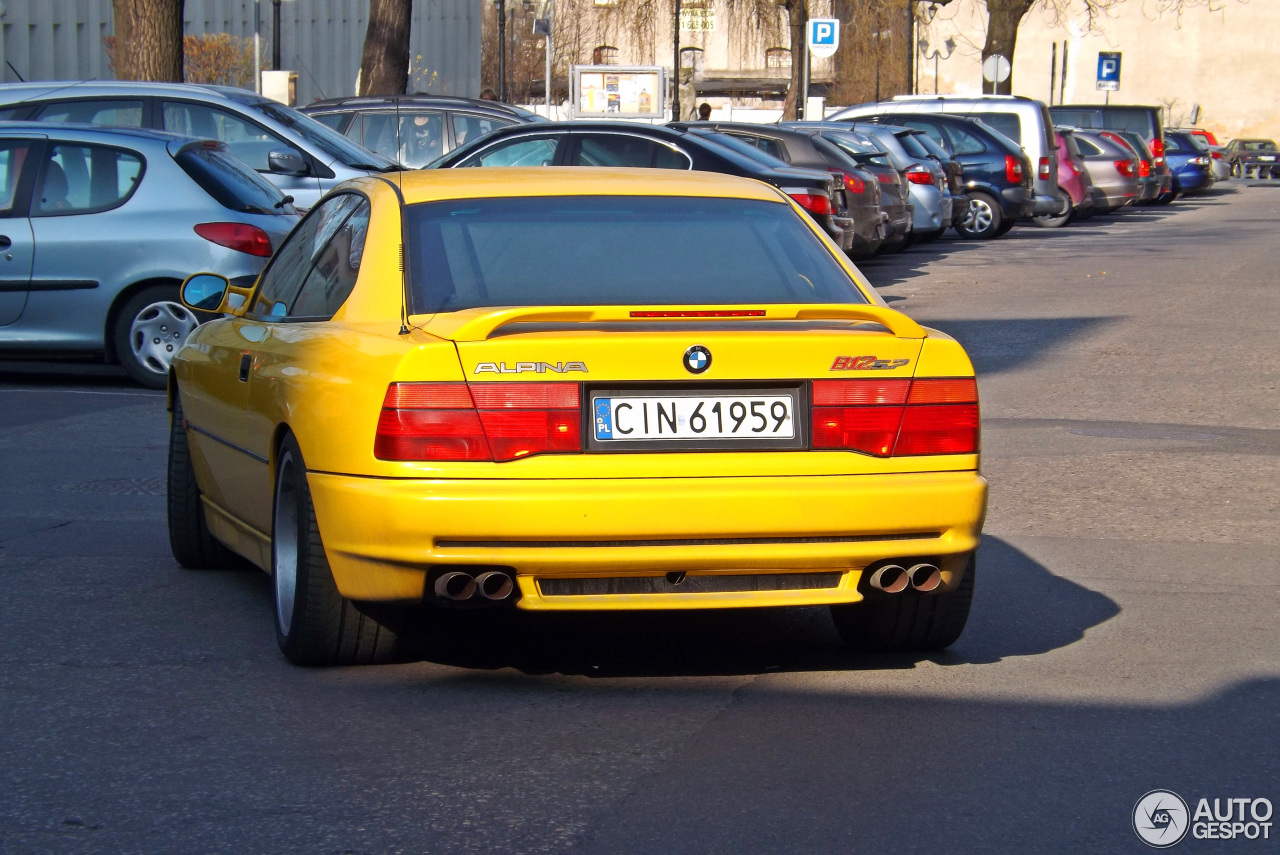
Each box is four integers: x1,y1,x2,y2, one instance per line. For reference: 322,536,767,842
1244,140,1278,151
896,131,932,160
241,99,399,169
824,133,893,167
403,196,865,314
693,131,789,168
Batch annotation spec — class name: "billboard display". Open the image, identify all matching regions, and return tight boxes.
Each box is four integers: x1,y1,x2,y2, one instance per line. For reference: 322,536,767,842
571,65,667,119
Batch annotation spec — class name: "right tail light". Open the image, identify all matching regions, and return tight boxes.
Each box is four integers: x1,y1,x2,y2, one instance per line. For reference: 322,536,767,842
1115,159,1136,178
1005,154,1023,184
905,167,936,185
811,378,979,457
1038,156,1052,179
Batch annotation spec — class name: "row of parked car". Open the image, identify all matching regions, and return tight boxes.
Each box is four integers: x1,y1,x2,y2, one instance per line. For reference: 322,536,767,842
0,81,1244,387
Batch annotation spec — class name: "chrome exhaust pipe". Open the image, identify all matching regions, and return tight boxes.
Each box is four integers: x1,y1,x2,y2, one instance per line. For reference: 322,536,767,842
907,563,942,593
434,571,477,601
475,570,515,601
867,563,909,594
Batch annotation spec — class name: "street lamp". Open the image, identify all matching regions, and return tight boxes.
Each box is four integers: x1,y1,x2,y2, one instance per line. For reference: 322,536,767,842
493,0,507,101
919,35,955,94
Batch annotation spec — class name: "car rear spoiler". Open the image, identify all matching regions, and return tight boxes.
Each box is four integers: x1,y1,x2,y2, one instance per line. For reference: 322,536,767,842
412,304,927,342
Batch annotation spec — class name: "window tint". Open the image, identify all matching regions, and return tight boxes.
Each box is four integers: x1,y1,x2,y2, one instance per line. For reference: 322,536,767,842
32,143,143,216
896,132,931,159
0,107,23,121
173,146,293,215
242,99,397,169
901,121,946,151
163,102,287,171
574,134,654,167
452,113,513,149
1075,137,1104,157
976,112,1021,144
251,194,364,317
1163,135,1187,153
461,136,560,167
1244,140,1278,152
701,131,788,167
1049,109,1093,129
0,141,32,216
292,199,370,318
35,100,143,127
310,112,348,132
389,112,445,167
652,144,691,169
404,196,865,314
942,123,987,155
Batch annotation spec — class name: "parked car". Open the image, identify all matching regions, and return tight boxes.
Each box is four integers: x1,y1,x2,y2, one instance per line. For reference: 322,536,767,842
168,167,985,664
842,111,1034,238
833,95,1062,218
299,95,546,169
1098,131,1160,204
801,129,913,253
1049,104,1167,183
429,121,848,251
1162,130,1215,195
673,121,888,257
0,81,399,208
1166,128,1230,181
0,123,299,386
1222,138,1280,179
908,130,972,230
791,121,955,244
1034,127,1093,227
1070,130,1140,213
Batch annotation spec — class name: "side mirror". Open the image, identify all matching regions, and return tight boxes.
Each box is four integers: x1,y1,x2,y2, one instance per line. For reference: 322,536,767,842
268,148,309,177
180,272,254,316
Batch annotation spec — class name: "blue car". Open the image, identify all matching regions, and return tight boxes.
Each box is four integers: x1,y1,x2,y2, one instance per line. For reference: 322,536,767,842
1162,130,1215,196
0,123,299,387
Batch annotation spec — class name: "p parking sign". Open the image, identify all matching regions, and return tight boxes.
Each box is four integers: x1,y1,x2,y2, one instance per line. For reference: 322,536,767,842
808,19,839,59
1097,51,1121,91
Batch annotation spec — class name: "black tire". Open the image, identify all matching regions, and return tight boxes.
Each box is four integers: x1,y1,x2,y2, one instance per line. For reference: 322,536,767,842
830,554,975,652
953,191,1002,239
112,285,199,390
1030,191,1073,228
916,228,945,244
1230,160,1242,178
272,433,401,666
168,391,238,569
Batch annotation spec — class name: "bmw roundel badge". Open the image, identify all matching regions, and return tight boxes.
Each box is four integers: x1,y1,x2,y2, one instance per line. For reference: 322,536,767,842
683,345,712,374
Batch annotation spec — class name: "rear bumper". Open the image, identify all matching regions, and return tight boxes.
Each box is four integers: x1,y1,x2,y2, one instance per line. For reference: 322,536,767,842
1030,193,1062,215
306,470,988,609
999,186,1035,218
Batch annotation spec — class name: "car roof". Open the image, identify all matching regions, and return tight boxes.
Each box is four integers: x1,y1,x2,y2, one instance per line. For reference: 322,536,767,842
303,94,533,115
377,167,787,206
0,120,195,145
0,80,265,104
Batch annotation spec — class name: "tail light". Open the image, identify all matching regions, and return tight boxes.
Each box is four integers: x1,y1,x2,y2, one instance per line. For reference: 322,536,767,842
375,382,581,462
1038,156,1051,179
789,193,833,215
876,171,899,185
193,222,272,257
811,378,979,457
1192,155,1211,166
905,168,935,186
1211,150,1223,160
1115,159,1136,178
1149,136,1165,166
1004,154,1023,183
828,168,866,194
1138,159,1151,178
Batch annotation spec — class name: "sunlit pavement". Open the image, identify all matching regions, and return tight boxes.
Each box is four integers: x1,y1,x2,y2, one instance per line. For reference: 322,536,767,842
1,184,1276,853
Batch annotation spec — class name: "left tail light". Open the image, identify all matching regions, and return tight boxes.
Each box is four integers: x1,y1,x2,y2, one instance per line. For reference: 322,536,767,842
1139,160,1152,178
1115,159,1136,178
828,168,866,194
905,168,935,186
1038,156,1052,179
194,222,272,257
788,193,833,215
375,382,581,462
811,378,979,457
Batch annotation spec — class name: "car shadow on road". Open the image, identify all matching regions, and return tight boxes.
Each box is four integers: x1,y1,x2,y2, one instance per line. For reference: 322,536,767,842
916,316,1121,377
397,536,1119,678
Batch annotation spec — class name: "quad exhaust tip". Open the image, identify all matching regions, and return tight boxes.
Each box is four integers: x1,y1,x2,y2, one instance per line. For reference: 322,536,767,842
866,561,942,594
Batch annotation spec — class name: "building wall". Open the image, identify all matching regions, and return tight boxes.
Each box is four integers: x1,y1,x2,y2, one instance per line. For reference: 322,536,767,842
0,0,480,107
917,0,1278,141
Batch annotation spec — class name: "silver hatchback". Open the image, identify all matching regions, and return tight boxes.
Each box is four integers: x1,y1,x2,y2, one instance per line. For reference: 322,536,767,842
0,123,299,387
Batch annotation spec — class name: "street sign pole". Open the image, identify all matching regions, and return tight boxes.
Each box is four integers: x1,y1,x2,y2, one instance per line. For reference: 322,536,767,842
805,19,839,120
801,27,809,120
1096,50,1121,105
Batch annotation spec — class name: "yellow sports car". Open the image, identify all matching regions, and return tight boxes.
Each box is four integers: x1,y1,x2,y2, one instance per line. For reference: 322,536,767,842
168,168,986,665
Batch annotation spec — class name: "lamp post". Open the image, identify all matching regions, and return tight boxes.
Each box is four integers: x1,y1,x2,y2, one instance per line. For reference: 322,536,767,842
919,35,955,94
672,0,682,121
494,0,507,101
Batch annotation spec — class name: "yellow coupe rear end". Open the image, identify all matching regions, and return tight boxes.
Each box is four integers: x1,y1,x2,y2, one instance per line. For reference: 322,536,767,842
168,168,987,665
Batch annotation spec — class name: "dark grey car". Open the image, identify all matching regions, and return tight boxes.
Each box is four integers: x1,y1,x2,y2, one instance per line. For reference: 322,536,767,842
0,123,299,386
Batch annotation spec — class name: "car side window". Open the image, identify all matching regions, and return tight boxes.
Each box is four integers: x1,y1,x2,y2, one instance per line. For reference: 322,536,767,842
387,112,445,168
1075,138,1104,157
452,113,513,149
311,112,348,132
0,141,33,216
574,134,656,167
902,121,948,152
652,144,691,169
291,199,371,318
976,112,1021,145
162,102,288,172
251,194,364,317
1163,136,1185,152
34,100,144,127
942,124,987,155
460,136,560,167
32,143,144,216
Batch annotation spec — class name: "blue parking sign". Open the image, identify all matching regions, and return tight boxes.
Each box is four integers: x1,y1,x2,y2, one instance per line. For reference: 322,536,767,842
807,18,839,58
1097,51,1121,91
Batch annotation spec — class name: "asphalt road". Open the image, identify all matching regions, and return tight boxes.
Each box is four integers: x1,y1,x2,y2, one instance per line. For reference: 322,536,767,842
2,185,1278,854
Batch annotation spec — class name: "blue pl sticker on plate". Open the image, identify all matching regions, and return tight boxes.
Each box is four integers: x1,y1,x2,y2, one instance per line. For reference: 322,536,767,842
594,398,613,439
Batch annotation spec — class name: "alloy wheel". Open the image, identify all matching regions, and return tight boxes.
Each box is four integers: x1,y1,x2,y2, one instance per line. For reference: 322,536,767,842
129,301,198,376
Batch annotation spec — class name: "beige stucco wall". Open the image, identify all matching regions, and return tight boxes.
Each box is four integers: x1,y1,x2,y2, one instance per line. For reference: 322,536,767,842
916,0,1279,141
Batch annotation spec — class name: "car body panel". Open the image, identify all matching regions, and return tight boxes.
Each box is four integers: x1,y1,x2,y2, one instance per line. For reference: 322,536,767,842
1071,130,1139,209
172,168,987,609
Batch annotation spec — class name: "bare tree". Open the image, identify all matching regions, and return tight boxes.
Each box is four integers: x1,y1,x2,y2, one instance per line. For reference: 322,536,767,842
360,0,413,95
111,0,184,82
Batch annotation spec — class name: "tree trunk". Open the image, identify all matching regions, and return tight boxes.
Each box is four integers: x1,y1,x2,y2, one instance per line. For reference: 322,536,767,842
111,0,184,82
360,0,413,96
981,0,1032,94
782,0,807,120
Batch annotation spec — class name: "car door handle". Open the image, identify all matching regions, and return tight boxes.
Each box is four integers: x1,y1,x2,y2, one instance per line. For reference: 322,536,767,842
0,236,10,250
239,353,252,382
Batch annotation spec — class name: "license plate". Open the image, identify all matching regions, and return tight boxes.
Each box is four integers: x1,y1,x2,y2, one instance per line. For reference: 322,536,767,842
1259,156,1275,162
591,391,800,449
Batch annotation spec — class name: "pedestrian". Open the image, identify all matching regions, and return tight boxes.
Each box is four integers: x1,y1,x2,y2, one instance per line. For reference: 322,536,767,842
480,88,499,101
697,102,712,121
